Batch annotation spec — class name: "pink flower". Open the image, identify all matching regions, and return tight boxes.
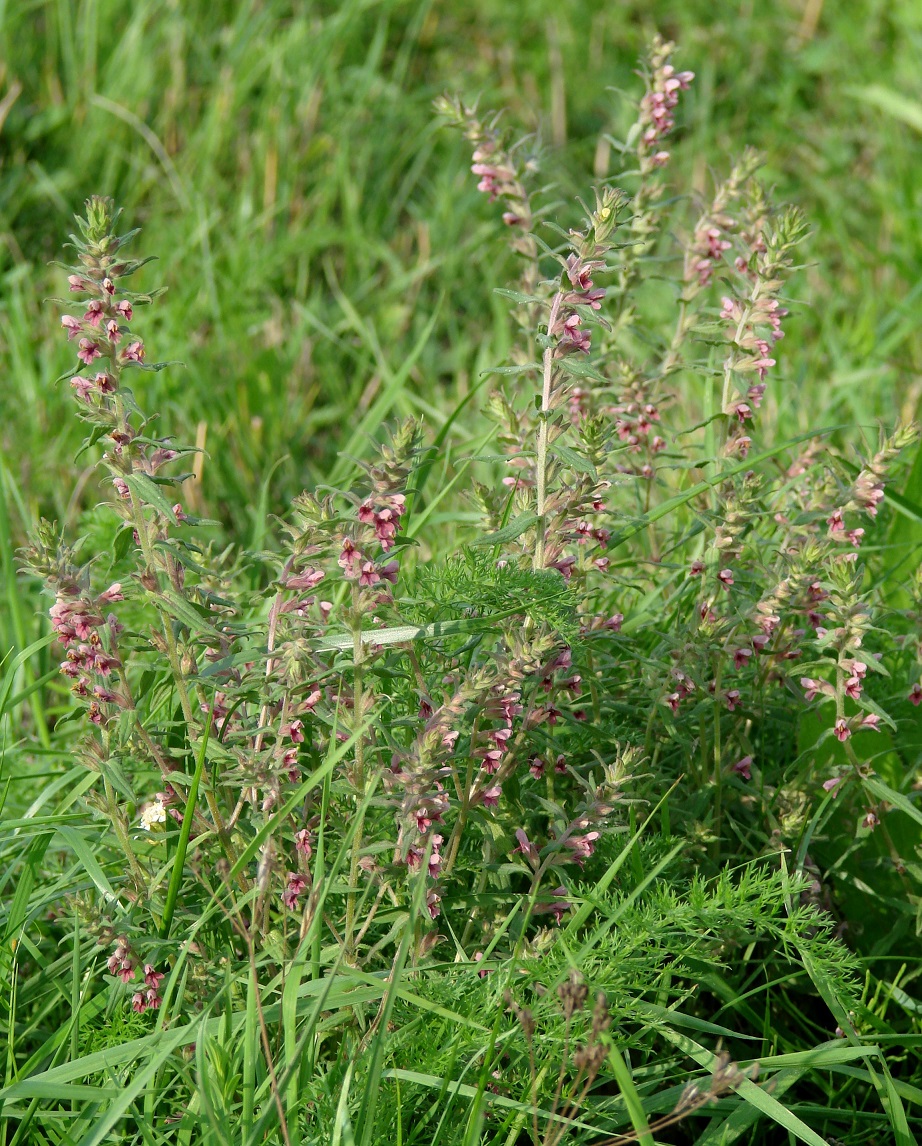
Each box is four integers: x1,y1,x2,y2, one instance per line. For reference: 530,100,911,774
801,678,826,702
84,300,105,327
860,713,880,732
733,648,752,670
120,340,145,364
862,810,879,830
725,689,741,711
70,375,94,402
131,992,148,1014
61,315,82,340
689,560,705,576
732,755,752,781
529,756,545,779
823,776,842,794
833,719,851,742
481,785,502,808
295,829,313,858
533,886,570,924
844,676,862,701
428,834,444,879
282,872,307,909
286,719,305,743
426,889,441,920
105,318,121,343
910,683,922,706
564,831,600,866
68,275,87,291
513,828,540,868
77,339,101,365
718,568,734,591
116,300,133,320
143,964,165,989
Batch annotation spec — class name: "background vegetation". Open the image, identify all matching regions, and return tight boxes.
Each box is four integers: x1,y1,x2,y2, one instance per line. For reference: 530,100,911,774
3,1,922,1143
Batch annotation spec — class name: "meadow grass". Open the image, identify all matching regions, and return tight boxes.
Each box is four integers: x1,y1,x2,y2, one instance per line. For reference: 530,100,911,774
2,2,922,1143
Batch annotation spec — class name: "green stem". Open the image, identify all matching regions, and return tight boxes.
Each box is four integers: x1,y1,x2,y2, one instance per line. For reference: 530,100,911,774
534,293,563,572
160,700,212,938
344,598,366,960
102,773,146,890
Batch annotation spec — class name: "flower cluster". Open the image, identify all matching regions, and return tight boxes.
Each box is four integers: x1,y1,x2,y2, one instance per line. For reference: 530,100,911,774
637,36,694,173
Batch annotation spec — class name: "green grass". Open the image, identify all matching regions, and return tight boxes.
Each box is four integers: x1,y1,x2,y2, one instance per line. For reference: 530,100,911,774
4,1,922,1143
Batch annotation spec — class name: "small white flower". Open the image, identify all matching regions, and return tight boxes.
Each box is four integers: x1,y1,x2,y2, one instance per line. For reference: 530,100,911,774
139,798,166,831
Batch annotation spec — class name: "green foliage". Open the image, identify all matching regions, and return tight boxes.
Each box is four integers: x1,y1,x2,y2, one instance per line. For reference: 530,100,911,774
3,4,922,1145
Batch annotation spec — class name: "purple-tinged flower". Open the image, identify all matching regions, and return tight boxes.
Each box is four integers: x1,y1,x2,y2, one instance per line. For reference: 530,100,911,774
833,719,851,742
862,810,879,830
426,889,441,919
143,964,165,990
529,756,545,779
77,339,102,365
70,376,95,402
823,776,843,794
481,785,502,808
102,277,115,294
725,689,741,711
733,647,752,670
732,755,752,781
282,872,307,909
513,828,540,868
84,300,105,327
61,315,82,340
295,829,313,858
68,275,87,291
910,683,922,706
131,992,148,1014
718,568,734,591
860,713,880,732
564,831,600,866
120,340,145,364
116,300,133,320
533,885,570,924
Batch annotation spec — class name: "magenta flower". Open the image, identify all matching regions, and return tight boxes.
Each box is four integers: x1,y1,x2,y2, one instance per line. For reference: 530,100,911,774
910,683,922,706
